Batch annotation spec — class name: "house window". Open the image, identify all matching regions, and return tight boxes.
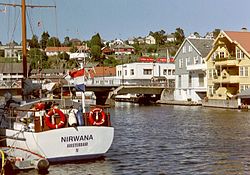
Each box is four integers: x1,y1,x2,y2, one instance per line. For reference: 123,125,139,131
130,69,134,75
178,75,181,88
236,47,245,59
143,69,152,75
186,57,191,65
168,69,172,75
239,67,248,76
188,46,192,52
163,69,167,75
240,85,249,92
220,52,225,58
202,57,205,64
183,46,186,53
194,56,199,64
208,86,214,96
125,70,127,76
208,70,213,79
189,75,192,87
198,74,204,87
179,58,183,68
172,70,175,75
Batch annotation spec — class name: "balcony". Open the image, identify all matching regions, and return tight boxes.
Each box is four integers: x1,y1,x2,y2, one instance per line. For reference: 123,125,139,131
213,75,239,84
186,64,206,71
214,57,239,66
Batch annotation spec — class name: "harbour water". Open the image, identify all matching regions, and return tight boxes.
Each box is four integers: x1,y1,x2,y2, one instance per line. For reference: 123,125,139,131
19,102,250,174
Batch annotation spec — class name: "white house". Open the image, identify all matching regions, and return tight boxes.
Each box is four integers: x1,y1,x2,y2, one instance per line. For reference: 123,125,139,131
145,35,156,45
116,62,175,87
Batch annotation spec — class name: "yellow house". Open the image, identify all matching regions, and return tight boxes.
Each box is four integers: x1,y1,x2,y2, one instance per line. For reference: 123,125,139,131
205,30,250,107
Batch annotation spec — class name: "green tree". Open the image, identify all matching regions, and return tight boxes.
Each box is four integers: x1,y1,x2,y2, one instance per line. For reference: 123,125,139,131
63,36,72,47
149,30,167,45
47,37,61,47
193,32,201,38
58,52,70,61
91,45,101,60
40,31,50,50
28,35,40,48
90,33,102,47
90,33,103,60
147,44,157,53
174,27,185,45
212,29,221,39
27,48,48,69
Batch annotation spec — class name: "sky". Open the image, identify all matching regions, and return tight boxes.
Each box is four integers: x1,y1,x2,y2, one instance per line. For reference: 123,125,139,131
0,0,250,44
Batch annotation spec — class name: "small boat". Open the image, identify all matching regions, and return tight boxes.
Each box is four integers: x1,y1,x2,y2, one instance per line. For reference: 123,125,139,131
0,146,49,173
0,0,114,168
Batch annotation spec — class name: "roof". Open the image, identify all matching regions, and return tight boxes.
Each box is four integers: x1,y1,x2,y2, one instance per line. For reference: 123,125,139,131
113,44,134,49
0,63,30,73
94,66,116,77
237,88,250,98
30,69,65,74
188,38,214,57
224,31,250,54
45,47,71,52
174,38,214,59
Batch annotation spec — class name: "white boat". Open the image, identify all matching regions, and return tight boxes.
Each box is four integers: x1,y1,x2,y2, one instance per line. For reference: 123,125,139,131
0,98,114,163
0,0,114,167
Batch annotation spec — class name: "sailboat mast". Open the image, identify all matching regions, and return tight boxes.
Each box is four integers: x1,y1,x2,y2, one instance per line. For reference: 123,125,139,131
22,0,27,78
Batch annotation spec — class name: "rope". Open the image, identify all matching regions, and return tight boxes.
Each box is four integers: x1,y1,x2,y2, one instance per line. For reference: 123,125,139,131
0,149,5,175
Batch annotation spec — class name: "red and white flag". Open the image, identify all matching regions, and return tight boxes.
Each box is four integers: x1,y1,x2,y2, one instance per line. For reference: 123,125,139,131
69,68,85,92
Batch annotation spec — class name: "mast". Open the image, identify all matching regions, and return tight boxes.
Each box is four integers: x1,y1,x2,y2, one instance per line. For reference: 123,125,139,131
22,0,27,78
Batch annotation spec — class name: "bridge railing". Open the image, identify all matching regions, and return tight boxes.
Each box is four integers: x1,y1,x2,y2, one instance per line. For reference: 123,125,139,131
85,76,173,88
0,80,22,89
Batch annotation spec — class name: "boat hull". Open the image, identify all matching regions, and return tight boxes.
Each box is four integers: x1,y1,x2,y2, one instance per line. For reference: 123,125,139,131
2,126,114,163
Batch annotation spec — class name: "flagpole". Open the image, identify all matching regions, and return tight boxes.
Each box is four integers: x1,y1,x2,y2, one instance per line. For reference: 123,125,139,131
81,91,86,113
81,58,86,113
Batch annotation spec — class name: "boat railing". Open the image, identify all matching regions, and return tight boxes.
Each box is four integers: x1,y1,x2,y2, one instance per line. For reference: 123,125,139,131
5,105,112,132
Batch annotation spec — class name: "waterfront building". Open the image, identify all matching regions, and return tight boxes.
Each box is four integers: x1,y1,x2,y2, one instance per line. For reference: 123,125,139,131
113,44,135,55
205,30,250,108
0,45,22,59
174,37,213,103
0,63,24,88
145,35,156,45
116,62,175,87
